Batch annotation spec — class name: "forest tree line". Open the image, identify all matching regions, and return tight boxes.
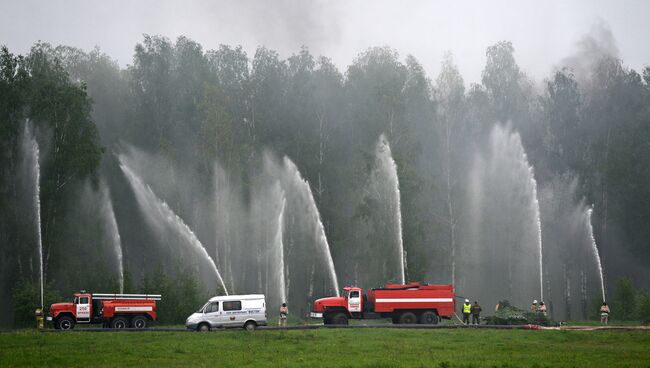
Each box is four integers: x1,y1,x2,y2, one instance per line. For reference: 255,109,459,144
1,33,650,325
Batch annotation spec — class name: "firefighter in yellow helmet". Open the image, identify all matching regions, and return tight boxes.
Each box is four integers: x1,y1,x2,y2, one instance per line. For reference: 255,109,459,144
462,299,471,324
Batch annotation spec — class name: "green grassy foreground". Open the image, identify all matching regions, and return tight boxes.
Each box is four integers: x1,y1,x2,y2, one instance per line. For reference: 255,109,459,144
1,329,648,367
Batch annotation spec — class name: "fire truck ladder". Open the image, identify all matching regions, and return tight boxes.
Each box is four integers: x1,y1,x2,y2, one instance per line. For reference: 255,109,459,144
91,293,162,300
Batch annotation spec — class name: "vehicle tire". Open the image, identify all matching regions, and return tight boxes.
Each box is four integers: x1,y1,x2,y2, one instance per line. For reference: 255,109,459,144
197,323,211,332
56,316,75,330
331,312,348,325
420,311,439,324
244,321,257,331
131,315,147,329
111,316,129,329
398,311,418,324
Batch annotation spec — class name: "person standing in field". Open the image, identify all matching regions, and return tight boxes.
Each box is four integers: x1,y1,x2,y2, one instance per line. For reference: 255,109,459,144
471,301,482,325
600,302,610,325
530,300,539,313
538,302,547,316
462,299,471,324
279,302,288,327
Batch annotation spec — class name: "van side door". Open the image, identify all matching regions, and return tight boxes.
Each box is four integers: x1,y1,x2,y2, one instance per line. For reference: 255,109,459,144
222,300,243,326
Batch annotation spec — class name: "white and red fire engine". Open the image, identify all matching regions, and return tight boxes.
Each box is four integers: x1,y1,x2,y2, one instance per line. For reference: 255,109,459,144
47,292,161,330
312,282,455,325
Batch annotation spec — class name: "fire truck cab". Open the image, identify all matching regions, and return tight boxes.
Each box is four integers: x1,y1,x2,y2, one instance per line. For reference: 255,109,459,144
47,292,161,330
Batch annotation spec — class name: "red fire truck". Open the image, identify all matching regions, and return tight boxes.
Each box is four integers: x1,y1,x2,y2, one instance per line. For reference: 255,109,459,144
312,282,455,325
47,292,161,330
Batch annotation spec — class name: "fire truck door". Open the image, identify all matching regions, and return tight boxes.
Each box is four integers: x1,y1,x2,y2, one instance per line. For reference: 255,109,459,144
348,290,361,313
76,296,91,321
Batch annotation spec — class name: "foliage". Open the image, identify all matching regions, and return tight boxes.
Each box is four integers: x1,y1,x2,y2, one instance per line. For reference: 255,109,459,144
142,266,204,324
0,44,102,327
609,276,650,323
637,291,650,325
485,300,551,326
612,277,637,320
2,34,650,327
11,279,62,327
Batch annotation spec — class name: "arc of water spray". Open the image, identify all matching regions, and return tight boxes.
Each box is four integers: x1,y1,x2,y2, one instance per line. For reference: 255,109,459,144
377,134,406,284
119,158,228,295
274,189,287,304
587,207,606,302
283,157,340,296
101,183,124,293
393,157,406,285
27,124,44,308
528,166,544,302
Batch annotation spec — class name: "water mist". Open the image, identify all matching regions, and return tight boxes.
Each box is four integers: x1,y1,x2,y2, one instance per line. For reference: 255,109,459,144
119,156,228,295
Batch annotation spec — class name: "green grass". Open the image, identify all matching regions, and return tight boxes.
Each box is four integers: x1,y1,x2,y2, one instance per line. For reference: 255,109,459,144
1,329,649,367
562,320,645,326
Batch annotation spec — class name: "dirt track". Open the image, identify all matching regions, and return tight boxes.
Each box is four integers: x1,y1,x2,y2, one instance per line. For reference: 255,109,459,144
35,323,650,333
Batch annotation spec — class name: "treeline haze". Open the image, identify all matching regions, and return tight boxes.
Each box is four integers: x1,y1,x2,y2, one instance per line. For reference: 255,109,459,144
1,22,650,326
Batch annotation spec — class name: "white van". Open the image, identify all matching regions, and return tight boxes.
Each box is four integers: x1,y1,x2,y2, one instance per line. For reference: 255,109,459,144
185,294,267,331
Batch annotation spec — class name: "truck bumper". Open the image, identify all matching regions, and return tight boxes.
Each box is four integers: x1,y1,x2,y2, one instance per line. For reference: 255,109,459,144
309,312,323,318
185,323,198,330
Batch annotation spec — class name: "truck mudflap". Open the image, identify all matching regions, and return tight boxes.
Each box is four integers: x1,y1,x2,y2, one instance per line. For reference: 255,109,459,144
310,312,323,318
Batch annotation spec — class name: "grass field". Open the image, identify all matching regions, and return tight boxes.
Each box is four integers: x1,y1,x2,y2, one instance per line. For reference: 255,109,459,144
1,328,649,367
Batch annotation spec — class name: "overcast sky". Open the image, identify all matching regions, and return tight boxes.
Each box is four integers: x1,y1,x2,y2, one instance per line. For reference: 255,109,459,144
2,0,649,84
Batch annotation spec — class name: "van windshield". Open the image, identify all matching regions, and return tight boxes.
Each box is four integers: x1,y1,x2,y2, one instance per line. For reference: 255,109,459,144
198,302,209,313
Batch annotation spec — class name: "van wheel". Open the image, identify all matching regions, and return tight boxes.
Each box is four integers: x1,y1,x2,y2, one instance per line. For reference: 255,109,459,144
197,323,211,332
131,315,147,329
57,316,75,330
111,316,129,329
420,311,439,324
398,312,418,324
332,312,348,325
244,321,257,331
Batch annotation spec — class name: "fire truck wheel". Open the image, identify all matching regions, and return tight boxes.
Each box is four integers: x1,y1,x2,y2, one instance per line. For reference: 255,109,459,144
56,316,75,330
131,315,147,329
244,321,257,331
111,316,129,329
420,311,439,324
398,312,418,324
197,323,211,332
331,312,348,325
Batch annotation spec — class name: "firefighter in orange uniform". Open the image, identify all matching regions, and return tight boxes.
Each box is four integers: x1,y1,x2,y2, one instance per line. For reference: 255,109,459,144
600,302,610,325
279,302,288,327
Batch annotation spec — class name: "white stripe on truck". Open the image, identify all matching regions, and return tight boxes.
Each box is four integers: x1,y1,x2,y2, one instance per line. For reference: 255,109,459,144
114,306,153,312
375,298,454,303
